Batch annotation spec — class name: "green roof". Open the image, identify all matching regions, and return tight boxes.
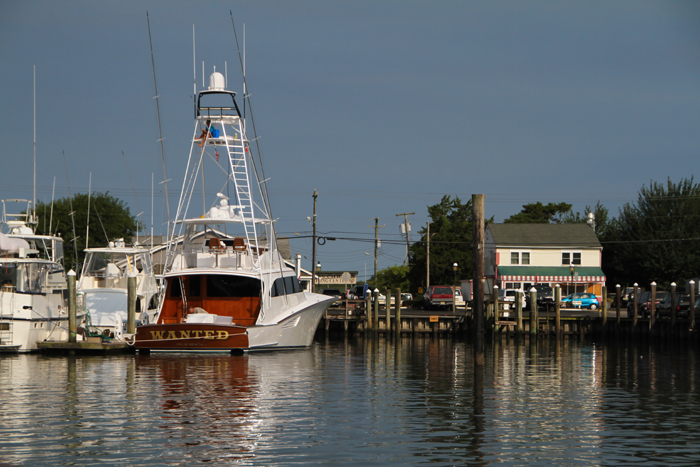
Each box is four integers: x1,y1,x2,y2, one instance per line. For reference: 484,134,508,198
488,223,601,248
497,266,605,279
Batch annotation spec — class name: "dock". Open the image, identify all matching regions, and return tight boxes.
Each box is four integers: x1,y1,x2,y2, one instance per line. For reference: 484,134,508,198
36,338,135,355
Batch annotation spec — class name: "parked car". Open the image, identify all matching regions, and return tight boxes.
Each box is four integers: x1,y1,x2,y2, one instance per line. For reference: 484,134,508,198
347,284,386,302
454,288,465,308
561,292,600,310
620,287,636,307
391,293,413,306
524,284,554,310
499,288,526,310
657,293,695,318
626,291,668,318
321,288,343,307
423,286,455,310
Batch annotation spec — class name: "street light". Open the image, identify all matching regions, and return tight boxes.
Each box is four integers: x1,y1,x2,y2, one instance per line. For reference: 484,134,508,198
569,264,575,295
453,262,458,315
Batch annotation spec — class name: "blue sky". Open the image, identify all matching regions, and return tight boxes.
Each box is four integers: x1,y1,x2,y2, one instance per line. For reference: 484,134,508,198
1,1,698,279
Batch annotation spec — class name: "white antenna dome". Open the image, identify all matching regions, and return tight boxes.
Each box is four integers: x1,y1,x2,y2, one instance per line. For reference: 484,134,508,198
209,72,225,90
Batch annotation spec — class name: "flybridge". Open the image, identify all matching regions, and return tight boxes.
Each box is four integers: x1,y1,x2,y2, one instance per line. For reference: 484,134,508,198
164,71,271,274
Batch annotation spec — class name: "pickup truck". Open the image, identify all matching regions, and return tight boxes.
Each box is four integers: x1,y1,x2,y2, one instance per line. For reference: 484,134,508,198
423,285,456,310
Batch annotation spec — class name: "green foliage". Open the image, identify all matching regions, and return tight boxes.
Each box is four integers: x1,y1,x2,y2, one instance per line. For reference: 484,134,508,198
373,264,410,293
504,202,573,223
34,192,139,272
561,201,616,238
408,196,479,291
605,177,700,290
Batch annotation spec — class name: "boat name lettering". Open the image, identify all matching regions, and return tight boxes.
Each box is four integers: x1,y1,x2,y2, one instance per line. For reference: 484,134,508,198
149,330,229,340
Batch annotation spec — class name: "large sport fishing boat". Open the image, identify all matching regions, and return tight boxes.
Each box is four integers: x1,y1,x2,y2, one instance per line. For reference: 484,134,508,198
0,199,71,352
135,71,334,352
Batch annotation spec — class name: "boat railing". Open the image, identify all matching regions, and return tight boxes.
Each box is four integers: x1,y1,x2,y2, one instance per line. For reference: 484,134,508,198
179,244,254,270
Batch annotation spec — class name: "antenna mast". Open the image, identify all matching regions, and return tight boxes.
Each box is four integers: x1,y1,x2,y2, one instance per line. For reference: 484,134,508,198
146,12,171,237
193,24,196,96
33,65,36,219
86,173,91,249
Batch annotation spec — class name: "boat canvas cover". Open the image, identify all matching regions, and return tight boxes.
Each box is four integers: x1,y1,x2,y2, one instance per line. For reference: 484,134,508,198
85,290,128,326
0,232,30,253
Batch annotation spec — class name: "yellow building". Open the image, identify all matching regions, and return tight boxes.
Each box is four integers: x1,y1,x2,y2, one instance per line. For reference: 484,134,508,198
485,223,605,299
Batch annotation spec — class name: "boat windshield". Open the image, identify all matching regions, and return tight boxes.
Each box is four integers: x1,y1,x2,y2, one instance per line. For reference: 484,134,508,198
21,236,64,264
84,251,149,278
0,262,59,293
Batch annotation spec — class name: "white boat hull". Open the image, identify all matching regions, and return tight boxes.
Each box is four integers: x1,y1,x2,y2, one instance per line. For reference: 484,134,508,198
247,295,334,350
0,316,72,352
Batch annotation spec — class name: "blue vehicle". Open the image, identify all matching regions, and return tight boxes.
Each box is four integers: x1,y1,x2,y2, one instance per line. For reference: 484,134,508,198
561,293,600,310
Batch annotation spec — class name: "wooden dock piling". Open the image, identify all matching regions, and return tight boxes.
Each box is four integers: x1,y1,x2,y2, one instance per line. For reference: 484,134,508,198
68,270,77,343
529,288,537,337
555,285,561,338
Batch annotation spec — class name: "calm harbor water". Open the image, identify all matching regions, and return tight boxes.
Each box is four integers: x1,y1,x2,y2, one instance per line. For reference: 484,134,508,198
2,336,700,466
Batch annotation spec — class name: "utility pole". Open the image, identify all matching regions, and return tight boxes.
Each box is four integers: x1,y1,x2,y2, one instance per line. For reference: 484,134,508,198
426,222,430,289
395,212,414,264
369,218,384,281
311,190,318,292
473,194,485,366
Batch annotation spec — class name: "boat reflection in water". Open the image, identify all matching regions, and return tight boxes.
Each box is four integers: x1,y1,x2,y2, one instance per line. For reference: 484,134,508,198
137,350,320,464
3,339,700,465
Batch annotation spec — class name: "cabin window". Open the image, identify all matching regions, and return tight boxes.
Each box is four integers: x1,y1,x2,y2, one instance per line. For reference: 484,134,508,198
170,276,202,298
271,276,302,297
289,276,302,293
0,264,17,288
170,279,181,298
207,275,261,298
189,276,201,297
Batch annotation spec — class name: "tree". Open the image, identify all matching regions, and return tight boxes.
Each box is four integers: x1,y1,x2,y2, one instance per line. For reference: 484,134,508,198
561,201,616,238
408,196,478,292
504,202,573,223
34,192,140,272
606,177,700,290
372,264,410,293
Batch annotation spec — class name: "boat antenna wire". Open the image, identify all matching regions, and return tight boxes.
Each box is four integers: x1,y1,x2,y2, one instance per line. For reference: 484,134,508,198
123,151,145,238
93,204,109,247
146,12,171,238
62,150,79,270
49,176,55,235
86,172,91,250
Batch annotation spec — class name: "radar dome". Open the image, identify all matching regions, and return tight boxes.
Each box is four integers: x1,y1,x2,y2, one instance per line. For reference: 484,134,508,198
208,72,225,90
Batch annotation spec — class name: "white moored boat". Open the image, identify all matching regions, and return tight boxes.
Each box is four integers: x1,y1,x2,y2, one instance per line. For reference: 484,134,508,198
78,238,159,340
135,70,334,353
0,199,71,352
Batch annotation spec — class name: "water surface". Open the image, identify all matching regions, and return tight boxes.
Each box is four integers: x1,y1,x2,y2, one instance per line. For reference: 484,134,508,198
1,337,699,466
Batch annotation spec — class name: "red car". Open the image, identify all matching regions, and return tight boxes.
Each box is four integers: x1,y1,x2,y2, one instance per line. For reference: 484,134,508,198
423,286,454,310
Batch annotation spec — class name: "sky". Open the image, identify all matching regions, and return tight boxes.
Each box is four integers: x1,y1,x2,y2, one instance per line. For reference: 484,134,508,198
1,1,698,280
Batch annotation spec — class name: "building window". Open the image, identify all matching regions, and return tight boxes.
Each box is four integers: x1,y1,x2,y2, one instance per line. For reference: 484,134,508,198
511,251,531,265
562,251,581,265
